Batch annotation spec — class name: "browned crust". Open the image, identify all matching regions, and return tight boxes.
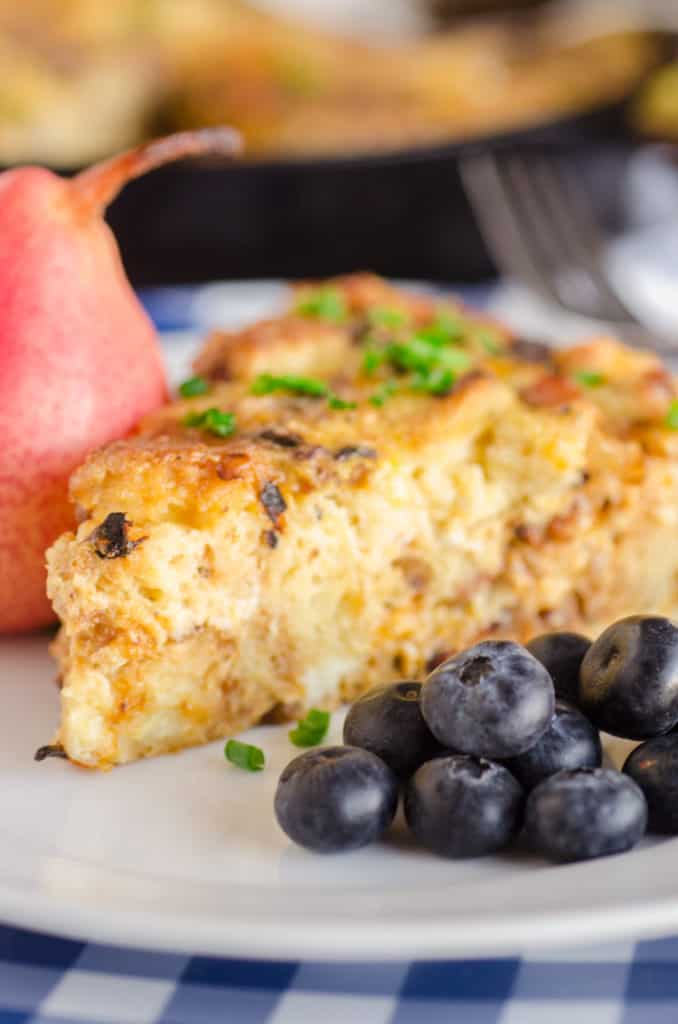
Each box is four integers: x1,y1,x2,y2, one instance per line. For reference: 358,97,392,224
69,275,677,525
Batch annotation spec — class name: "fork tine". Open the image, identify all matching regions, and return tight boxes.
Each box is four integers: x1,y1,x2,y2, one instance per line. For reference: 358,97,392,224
525,154,640,324
498,153,588,303
459,152,564,307
499,151,610,317
462,149,674,353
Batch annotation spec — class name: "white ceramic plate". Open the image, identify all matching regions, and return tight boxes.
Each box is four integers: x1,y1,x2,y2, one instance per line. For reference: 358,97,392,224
5,282,678,960
3,634,678,961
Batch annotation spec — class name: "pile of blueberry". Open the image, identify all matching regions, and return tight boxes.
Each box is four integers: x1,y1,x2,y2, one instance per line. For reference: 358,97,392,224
274,615,678,862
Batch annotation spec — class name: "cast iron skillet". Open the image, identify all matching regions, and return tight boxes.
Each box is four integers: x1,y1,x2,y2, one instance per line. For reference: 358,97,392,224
103,96,646,287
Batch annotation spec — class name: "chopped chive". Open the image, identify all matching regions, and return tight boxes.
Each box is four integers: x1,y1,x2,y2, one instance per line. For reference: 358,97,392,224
225,739,265,771
438,347,472,373
575,370,605,389
414,312,464,348
179,375,209,397
477,330,504,355
666,399,678,430
183,407,236,438
369,380,398,407
251,374,329,398
251,374,357,411
434,310,464,337
328,395,357,410
362,348,385,374
367,306,409,329
411,367,455,395
386,340,471,376
289,708,331,747
295,287,347,323
384,339,430,373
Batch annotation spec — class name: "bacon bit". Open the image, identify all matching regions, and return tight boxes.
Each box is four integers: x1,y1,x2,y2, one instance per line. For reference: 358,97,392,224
215,453,250,481
639,367,677,418
514,523,543,546
547,500,585,542
511,338,554,364
521,374,581,408
34,744,68,762
348,315,371,344
329,272,434,322
260,482,286,524
643,367,674,395
452,368,489,396
88,513,144,559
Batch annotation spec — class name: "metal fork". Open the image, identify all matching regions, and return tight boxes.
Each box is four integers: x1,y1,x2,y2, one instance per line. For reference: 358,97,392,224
459,148,675,352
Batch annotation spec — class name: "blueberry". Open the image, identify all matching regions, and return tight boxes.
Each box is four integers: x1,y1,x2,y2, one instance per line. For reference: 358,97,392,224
579,616,678,739
343,682,442,778
525,768,647,863
526,632,591,704
404,755,524,858
624,735,678,833
504,700,602,790
274,746,398,853
421,641,554,759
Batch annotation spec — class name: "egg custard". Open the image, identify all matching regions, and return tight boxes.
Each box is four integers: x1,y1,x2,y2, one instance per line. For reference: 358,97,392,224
45,274,678,768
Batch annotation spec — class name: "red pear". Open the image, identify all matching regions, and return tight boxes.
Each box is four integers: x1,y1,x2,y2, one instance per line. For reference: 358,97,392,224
0,128,241,633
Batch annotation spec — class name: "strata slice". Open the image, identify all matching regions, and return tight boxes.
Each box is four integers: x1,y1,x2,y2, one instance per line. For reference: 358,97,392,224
45,274,678,768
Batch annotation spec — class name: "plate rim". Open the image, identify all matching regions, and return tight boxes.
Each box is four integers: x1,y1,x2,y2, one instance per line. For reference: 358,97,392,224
3,877,678,960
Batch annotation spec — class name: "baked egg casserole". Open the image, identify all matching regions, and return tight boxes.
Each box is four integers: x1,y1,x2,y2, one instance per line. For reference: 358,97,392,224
45,274,678,768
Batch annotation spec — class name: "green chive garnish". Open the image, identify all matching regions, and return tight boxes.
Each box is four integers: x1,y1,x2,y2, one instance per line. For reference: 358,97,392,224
251,374,356,411
369,380,398,407
477,330,504,355
225,739,265,771
367,306,408,329
251,374,329,398
411,367,455,395
289,708,331,747
414,312,463,348
666,399,678,430
575,370,605,389
362,348,384,375
328,395,358,410
386,340,470,377
295,287,347,323
179,375,209,397
183,408,236,437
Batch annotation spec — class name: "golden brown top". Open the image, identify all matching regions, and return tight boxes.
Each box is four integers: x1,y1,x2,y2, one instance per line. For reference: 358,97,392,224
69,273,677,528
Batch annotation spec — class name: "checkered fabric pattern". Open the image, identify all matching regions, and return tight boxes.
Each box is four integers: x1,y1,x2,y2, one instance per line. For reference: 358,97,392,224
0,923,677,1024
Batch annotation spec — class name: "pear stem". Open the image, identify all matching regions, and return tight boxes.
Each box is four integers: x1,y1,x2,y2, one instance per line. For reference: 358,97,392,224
70,128,242,215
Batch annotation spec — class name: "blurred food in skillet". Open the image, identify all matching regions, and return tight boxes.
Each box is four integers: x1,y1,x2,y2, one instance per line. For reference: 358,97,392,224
634,62,678,139
428,0,547,21
0,0,659,165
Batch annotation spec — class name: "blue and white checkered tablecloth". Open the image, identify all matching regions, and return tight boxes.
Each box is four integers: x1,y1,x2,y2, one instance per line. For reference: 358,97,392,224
1,922,678,1024
2,280,674,1023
